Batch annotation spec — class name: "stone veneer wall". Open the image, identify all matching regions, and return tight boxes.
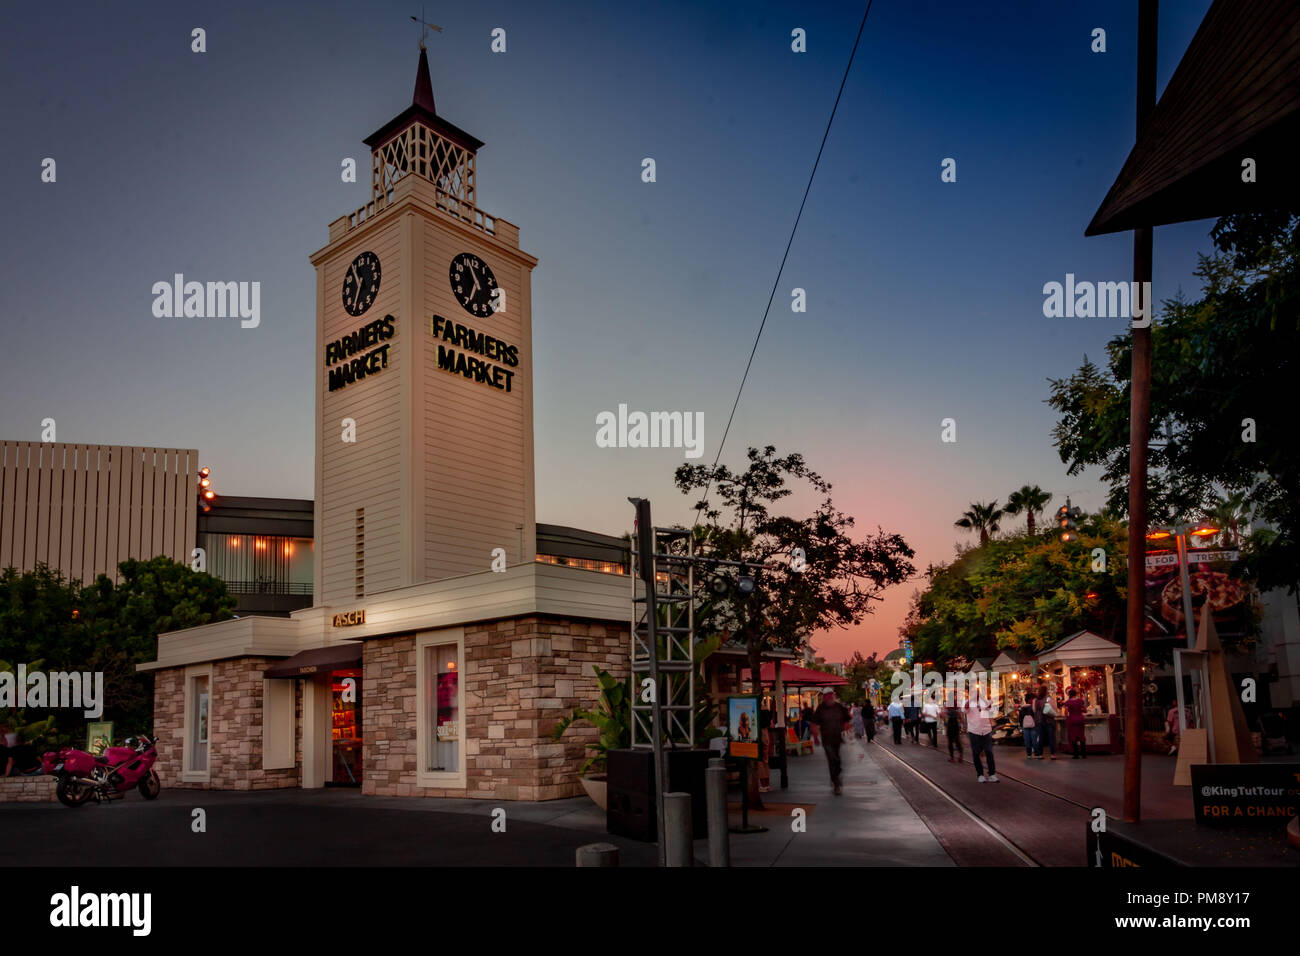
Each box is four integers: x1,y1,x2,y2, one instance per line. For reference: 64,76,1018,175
0,775,56,803
363,615,629,800
152,657,302,790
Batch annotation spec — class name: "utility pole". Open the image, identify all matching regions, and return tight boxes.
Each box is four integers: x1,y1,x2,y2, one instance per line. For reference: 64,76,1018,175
1123,0,1158,824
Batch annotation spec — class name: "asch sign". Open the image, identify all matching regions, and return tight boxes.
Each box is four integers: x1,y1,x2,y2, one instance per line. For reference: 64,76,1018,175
332,610,366,628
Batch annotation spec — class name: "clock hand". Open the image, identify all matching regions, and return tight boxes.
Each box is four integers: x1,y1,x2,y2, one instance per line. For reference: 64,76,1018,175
348,263,359,295
469,266,481,298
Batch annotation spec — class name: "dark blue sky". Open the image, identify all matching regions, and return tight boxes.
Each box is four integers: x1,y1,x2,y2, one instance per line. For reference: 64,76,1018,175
0,0,1218,657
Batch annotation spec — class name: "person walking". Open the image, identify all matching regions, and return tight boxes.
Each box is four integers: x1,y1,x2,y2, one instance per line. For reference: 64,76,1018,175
864,701,877,743
801,703,815,742
921,697,941,747
1064,688,1087,759
811,688,853,795
944,697,964,762
903,698,921,743
888,697,904,744
851,703,866,741
1038,688,1058,759
1018,693,1039,759
965,687,999,782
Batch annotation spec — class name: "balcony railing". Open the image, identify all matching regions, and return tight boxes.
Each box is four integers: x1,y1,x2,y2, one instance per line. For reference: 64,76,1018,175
220,580,313,596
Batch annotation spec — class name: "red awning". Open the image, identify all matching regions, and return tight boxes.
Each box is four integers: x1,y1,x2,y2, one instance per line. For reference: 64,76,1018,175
759,662,847,687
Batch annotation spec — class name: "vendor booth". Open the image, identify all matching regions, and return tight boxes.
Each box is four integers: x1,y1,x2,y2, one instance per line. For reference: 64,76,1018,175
1034,630,1125,755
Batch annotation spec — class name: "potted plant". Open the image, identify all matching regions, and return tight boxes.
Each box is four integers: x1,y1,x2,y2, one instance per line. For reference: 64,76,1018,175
553,666,631,809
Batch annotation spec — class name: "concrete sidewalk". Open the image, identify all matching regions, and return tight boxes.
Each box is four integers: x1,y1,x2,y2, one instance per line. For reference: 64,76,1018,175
700,735,954,866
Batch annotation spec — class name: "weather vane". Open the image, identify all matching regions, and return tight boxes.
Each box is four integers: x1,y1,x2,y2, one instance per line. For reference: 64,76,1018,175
410,7,443,50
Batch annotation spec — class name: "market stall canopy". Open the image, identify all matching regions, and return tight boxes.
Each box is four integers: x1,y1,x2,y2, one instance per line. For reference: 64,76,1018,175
1035,630,1123,667
991,649,1031,673
264,644,363,679
760,662,847,687
1086,0,1300,236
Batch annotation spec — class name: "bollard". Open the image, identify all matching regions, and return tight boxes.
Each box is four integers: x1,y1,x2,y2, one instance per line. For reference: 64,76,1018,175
575,842,620,867
663,792,693,867
706,758,730,867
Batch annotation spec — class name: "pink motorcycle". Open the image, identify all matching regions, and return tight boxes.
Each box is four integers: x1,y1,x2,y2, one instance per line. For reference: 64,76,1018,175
41,735,161,808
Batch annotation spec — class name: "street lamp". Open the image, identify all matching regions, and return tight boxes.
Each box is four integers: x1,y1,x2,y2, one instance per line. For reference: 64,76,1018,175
1145,520,1219,745
1144,521,1219,647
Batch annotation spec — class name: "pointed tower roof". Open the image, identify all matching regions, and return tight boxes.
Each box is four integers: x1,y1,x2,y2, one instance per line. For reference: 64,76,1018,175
363,48,484,153
413,46,436,113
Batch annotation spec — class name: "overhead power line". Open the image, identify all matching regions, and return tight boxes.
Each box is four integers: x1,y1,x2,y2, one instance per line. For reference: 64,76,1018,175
692,1,876,527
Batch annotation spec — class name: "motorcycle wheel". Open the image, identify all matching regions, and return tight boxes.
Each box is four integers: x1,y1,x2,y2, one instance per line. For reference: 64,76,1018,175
55,776,95,808
137,770,161,800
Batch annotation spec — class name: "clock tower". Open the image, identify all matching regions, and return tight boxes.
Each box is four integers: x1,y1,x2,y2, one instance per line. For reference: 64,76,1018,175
310,49,538,604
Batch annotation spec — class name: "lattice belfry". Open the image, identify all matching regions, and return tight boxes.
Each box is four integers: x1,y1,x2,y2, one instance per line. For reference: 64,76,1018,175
629,526,696,749
372,122,476,213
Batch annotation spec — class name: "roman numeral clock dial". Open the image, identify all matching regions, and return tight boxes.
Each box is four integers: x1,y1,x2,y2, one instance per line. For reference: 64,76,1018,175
342,250,381,316
450,253,498,317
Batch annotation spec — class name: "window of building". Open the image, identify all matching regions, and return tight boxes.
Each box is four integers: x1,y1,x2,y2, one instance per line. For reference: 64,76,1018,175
417,629,465,787
183,667,212,781
200,533,313,595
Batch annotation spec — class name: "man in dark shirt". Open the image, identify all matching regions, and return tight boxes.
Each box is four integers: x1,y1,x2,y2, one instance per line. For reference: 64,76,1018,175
811,689,852,795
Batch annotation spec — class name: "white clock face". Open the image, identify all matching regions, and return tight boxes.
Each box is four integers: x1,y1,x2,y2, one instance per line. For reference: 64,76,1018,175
342,251,381,316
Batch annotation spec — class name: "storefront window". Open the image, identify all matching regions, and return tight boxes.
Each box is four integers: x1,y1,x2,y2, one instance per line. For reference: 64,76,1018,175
425,644,459,773
330,668,362,786
189,675,209,772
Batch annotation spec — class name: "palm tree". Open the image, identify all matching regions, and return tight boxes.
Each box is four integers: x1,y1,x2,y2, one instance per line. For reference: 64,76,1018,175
1207,491,1250,547
1004,485,1053,537
955,501,1003,546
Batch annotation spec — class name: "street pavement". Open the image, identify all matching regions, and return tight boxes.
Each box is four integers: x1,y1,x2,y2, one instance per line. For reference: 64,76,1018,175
3,731,1153,866
871,731,1089,865
706,732,955,866
0,741,967,867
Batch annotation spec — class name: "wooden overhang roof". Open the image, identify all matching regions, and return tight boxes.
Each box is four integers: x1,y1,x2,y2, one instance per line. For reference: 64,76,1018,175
1086,0,1300,236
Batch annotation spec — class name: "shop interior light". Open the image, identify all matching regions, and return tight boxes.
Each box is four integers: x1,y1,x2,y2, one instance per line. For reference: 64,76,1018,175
199,467,210,478
203,490,215,500
200,478,211,488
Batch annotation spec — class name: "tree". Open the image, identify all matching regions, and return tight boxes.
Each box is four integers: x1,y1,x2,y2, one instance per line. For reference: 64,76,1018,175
1208,491,1250,548
955,501,1003,546
1048,210,1299,592
675,445,915,727
0,558,235,742
909,511,1130,667
1004,485,1053,537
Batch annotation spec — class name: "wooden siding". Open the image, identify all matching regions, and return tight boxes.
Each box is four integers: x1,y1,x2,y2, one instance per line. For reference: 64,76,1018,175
0,442,197,584
319,217,406,604
421,203,535,579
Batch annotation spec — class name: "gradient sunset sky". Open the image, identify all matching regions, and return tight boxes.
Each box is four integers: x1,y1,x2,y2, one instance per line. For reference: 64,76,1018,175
1,0,1221,661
